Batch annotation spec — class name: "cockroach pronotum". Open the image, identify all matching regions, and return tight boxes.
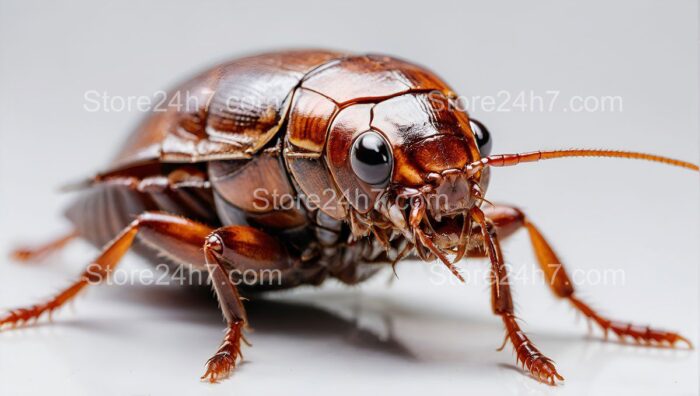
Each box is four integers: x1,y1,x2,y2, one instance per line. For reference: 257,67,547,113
2,50,697,385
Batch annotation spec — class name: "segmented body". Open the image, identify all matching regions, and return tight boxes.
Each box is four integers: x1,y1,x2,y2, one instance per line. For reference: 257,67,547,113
66,50,462,288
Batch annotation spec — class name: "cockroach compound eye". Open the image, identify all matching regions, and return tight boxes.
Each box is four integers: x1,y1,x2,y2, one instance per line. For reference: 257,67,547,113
3,50,697,386
350,131,393,187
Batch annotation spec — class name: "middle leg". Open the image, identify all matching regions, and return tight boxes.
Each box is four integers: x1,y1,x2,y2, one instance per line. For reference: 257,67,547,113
200,226,292,382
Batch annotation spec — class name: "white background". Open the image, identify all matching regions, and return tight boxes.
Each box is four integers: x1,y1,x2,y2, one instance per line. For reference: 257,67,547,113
0,1,698,395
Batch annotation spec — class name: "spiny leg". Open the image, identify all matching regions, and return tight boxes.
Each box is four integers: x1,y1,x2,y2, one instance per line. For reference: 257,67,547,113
485,204,692,348
10,230,79,263
0,212,213,328
200,226,291,383
200,235,247,383
2,208,299,384
471,207,564,385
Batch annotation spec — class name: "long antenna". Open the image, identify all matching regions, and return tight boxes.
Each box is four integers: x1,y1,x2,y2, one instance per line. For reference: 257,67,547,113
466,149,699,176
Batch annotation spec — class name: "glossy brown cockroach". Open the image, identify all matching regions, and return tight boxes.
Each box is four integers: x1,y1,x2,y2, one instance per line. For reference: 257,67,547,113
2,50,698,385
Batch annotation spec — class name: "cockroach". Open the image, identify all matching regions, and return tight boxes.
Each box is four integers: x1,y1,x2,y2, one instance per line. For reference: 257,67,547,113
2,50,697,385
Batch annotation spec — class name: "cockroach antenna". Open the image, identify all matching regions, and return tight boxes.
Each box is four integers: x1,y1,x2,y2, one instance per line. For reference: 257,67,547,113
466,149,699,176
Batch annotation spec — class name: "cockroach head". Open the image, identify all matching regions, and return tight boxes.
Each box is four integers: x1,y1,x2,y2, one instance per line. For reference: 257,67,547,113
325,92,493,268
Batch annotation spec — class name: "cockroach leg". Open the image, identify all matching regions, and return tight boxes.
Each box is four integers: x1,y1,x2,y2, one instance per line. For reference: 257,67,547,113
471,207,564,385
201,319,247,384
484,204,693,348
1,213,268,382
200,234,247,384
0,212,214,329
10,230,79,263
201,226,291,383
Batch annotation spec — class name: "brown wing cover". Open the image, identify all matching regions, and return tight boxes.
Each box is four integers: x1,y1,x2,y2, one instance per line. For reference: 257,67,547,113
100,51,462,223
111,50,345,169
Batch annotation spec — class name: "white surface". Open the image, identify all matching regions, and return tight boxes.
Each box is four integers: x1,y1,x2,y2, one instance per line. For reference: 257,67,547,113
0,0,698,395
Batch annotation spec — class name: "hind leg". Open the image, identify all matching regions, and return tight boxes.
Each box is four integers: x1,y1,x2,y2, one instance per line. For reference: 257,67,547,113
1,212,291,383
485,204,692,347
10,230,79,263
0,212,214,328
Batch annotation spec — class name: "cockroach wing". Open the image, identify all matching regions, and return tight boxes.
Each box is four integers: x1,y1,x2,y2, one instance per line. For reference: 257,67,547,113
110,50,345,169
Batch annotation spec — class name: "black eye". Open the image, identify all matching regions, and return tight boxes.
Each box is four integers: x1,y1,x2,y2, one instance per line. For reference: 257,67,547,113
350,131,393,186
469,119,492,156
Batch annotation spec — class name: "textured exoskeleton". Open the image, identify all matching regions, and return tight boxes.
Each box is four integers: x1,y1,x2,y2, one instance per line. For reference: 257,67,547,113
3,49,698,385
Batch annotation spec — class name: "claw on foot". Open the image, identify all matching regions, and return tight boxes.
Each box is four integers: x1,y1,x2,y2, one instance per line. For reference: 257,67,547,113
501,314,564,386
201,321,245,383
201,351,237,383
526,356,564,386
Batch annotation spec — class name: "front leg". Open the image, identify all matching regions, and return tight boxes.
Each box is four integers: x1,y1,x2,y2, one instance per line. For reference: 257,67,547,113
471,207,564,385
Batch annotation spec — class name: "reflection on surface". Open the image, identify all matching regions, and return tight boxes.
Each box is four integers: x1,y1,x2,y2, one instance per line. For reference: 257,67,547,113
87,278,695,366
1,254,695,396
